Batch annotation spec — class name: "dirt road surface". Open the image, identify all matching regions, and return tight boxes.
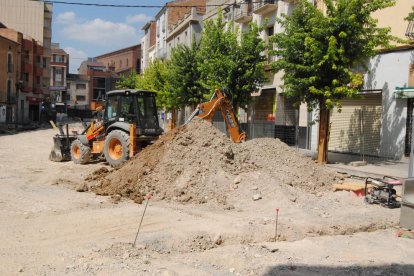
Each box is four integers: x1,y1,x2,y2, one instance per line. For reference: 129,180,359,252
1,128,414,275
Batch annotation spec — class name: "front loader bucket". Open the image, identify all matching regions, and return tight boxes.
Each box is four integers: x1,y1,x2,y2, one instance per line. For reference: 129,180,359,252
49,146,64,162
49,135,74,162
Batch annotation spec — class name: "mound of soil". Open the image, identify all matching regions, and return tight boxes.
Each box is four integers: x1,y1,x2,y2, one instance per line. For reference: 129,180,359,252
91,119,337,204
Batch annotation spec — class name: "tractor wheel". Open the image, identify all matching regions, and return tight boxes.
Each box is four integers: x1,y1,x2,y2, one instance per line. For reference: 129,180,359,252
71,139,91,164
104,130,130,168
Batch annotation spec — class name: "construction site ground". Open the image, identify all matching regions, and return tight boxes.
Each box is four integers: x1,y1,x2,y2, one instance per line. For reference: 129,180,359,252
1,127,414,275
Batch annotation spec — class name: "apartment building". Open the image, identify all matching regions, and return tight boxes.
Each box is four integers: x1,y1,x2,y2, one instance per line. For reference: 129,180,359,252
96,44,141,75
78,58,118,110
166,6,205,58
141,21,157,71
50,43,69,112
0,24,48,125
141,0,206,71
66,74,90,110
356,0,414,159
0,28,21,126
0,0,53,97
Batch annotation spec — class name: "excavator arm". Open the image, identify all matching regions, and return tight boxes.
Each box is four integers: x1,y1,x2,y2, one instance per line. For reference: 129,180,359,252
186,89,246,143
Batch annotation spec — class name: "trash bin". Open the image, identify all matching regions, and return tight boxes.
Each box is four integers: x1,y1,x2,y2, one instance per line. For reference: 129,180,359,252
400,178,414,230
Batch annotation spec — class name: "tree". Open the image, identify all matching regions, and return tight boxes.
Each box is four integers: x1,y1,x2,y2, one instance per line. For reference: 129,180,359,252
197,11,266,110
270,0,396,163
115,59,171,109
168,40,206,108
116,71,138,89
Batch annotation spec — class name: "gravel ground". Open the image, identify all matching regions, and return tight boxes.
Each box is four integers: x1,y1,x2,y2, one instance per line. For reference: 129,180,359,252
0,127,413,275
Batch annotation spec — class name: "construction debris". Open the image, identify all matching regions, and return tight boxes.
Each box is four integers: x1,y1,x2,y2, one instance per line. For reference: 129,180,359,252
91,119,338,205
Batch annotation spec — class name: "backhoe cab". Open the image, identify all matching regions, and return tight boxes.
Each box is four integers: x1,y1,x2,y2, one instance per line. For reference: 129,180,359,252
50,89,163,167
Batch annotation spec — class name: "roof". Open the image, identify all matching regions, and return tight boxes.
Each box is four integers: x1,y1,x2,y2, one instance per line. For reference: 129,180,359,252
0,33,20,45
80,60,106,68
52,48,68,55
141,20,155,30
67,73,89,81
106,89,156,96
95,44,140,59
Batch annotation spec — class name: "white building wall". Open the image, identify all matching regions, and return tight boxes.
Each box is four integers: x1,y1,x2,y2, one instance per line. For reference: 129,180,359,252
364,49,413,159
155,11,167,59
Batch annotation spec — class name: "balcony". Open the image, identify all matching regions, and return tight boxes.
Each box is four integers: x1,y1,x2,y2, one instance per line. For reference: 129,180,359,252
23,63,32,73
406,20,414,40
235,6,253,23
253,0,278,14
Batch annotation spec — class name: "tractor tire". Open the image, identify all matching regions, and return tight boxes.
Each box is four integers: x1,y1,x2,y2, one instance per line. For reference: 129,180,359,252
71,139,91,164
103,130,130,168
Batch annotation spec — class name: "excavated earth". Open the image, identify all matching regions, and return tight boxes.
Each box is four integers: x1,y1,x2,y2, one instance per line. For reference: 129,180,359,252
91,119,338,206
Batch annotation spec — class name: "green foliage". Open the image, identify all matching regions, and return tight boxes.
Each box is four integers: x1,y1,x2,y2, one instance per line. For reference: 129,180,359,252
126,11,266,111
197,11,266,109
168,40,206,107
406,6,414,21
115,59,171,109
270,0,396,110
136,59,171,109
116,71,138,89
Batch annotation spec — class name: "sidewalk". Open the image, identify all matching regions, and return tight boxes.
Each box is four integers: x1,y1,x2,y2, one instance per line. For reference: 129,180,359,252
300,150,409,179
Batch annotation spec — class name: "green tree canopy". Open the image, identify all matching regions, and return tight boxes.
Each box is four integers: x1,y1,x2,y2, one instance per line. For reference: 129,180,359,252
116,71,138,89
168,40,206,108
270,0,396,110
270,0,396,162
197,11,266,110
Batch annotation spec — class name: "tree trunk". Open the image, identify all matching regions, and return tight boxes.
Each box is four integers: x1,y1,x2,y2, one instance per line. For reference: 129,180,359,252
317,100,330,163
170,108,177,130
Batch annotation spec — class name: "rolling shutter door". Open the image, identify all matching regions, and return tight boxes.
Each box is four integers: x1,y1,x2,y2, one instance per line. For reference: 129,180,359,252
329,94,382,156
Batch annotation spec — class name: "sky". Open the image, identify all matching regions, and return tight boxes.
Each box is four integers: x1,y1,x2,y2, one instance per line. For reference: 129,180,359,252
52,0,169,73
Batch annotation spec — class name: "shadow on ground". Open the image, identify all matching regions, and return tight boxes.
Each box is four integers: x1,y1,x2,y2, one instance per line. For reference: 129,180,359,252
264,264,414,275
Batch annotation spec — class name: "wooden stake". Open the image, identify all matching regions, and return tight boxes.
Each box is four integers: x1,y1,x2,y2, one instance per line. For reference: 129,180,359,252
133,194,151,247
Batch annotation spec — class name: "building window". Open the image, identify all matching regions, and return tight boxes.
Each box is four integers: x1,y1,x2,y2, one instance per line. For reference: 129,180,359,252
53,55,64,62
119,60,122,68
55,67,63,86
76,95,86,102
76,83,86,90
67,83,71,89
267,26,274,37
43,57,47,68
7,53,13,73
126,59,128,67
36,76,40,84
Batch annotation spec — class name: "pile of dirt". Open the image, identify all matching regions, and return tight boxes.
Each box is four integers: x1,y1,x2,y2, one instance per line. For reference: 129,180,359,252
91,119,337,204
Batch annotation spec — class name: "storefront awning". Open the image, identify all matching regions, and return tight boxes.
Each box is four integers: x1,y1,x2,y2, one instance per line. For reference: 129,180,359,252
394,87,414,98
